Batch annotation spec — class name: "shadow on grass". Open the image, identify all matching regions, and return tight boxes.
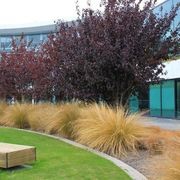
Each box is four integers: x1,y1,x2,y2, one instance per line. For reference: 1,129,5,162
0,164,34,173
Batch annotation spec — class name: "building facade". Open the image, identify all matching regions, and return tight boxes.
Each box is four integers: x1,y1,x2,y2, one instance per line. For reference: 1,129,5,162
0,24,56,52
150,0,180,118
0,0,178,52
150,60,180,119
154,0,179,31
129,59,180,119
129,0,180,117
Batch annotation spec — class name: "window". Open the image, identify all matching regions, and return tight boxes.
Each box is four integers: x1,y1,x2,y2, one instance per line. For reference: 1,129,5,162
0,37,12,50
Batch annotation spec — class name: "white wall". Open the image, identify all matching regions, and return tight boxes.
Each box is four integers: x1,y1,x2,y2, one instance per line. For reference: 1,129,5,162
160,59,180,80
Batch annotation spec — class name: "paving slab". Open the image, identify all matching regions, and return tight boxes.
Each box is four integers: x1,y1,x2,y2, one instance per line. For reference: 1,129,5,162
142,116,180,131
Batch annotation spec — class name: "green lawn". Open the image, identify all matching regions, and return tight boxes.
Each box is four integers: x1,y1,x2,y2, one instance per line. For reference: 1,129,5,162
0,128,131,180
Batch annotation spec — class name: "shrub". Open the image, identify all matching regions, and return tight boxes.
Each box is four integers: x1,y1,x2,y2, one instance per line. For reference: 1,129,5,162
74,103,146,157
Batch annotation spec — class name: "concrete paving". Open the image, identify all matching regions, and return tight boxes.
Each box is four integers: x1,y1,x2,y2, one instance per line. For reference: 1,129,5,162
142,116,180,131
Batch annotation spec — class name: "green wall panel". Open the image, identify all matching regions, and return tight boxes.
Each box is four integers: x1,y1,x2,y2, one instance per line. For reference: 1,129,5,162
161,80,175,118
149,84,161,116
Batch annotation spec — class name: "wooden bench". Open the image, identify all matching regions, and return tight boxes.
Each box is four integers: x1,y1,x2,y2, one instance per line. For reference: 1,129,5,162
0,143,36,168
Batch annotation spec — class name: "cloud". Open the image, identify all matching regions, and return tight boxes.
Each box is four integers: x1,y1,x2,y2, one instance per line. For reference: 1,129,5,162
0,0,165,28
0,0,101,28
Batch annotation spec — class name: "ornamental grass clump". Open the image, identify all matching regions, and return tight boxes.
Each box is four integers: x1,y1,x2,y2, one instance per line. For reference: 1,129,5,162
139,126,180,154
163,139,180,180
28,103,58,132
168,155,180,180
0,102,8,126
168,156,180,179
0,102,7,118
74,103,146,157
47,102,82,139
2,104,32,129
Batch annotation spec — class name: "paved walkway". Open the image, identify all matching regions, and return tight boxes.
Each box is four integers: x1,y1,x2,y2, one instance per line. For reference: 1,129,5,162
142,116,180,131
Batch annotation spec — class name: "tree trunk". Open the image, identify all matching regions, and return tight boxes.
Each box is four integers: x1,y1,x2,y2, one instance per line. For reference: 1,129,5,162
21,95,25,103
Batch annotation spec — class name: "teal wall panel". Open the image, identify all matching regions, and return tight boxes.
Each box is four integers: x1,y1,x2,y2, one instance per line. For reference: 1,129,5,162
129,95,139,113
161,80,175,118
176,81,180,119
150,84,161,116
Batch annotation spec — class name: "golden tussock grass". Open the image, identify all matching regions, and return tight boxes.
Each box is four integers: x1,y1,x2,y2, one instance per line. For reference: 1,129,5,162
0,102,82,138
168,155,180,180
161,138,180,180
0,102,8,118
1,104,33,129
0,102,8,126
139,126,180,153
0,101,179,180
74,103,146,157
28,103,59,132
167,160,180,180
139,126,180,180
45,102,82,139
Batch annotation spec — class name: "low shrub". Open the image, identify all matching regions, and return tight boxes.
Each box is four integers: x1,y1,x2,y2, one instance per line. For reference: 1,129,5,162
74,103,146,157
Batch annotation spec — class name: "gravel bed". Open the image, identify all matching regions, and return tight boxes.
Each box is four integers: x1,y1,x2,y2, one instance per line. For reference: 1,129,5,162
121,150,167,180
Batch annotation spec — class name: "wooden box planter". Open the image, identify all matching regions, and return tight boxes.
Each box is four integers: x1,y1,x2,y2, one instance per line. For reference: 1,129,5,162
0,143,36,168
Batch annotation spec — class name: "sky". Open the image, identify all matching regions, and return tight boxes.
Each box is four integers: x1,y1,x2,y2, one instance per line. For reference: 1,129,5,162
0,0,164,29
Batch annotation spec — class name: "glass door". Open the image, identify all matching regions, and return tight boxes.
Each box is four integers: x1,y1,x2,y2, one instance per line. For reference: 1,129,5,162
176,81,180,119
149,84,161,117
161,80,175,118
